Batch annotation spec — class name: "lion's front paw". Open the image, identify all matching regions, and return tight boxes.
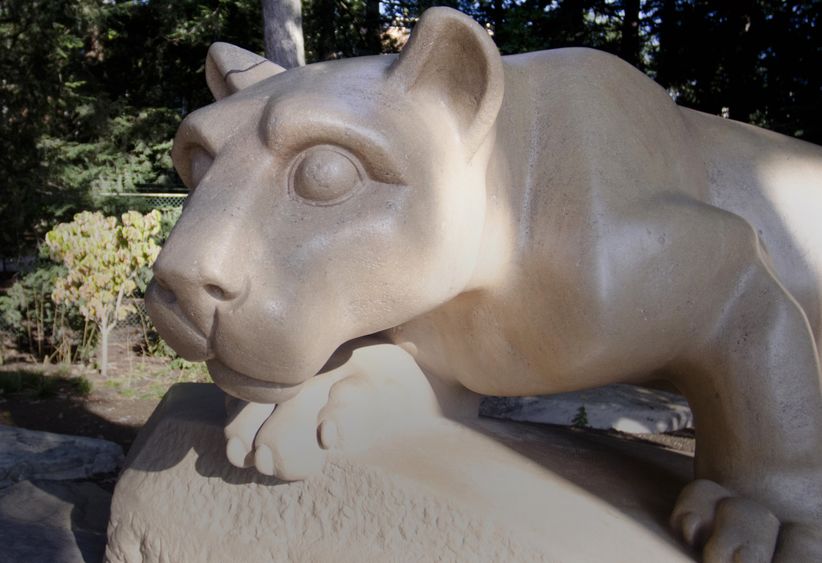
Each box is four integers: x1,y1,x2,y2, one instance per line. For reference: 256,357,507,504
222,344,445,481
315,344,443,453
671,479,780,563
223,371,345,481
224,397,276,468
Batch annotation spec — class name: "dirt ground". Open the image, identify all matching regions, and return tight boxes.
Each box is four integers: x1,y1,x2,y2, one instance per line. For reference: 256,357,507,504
0,375,161,451
0,329,208,451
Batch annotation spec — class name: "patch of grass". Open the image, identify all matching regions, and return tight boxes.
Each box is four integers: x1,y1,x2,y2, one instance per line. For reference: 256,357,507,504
0,370,56,397
140,381,172,400
0,369,90,399
0,370,29,394
78,358,211,401
103,379,123,390
69,376,93,396
173,362,210,383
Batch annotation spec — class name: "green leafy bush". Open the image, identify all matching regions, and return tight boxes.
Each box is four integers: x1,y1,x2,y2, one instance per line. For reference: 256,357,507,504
0,263,93,364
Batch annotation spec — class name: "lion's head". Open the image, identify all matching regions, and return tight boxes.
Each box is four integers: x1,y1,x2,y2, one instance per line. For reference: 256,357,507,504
146,8,504,402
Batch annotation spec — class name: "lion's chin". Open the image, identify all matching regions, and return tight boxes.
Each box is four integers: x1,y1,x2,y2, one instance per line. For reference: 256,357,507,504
206,359,307,404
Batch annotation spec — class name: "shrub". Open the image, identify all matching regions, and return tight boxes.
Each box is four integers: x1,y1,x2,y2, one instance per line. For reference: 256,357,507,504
0,263,93,363
44,210,162,377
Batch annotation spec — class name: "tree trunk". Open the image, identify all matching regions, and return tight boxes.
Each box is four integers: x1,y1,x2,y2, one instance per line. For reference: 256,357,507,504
724,0,759,122
560,0,586,44
492,0,506,50
261,0,305,68
313,0,337,60
364,0,381,55
620,0,641,67
99,322,109,378
655,0,676,87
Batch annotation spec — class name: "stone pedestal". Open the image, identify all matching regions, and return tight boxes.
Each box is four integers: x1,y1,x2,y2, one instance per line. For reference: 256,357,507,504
106,383,696,562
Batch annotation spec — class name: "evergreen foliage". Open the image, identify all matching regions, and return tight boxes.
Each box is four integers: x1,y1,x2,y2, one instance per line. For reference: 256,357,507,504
571,405,589,428
1,0,819,256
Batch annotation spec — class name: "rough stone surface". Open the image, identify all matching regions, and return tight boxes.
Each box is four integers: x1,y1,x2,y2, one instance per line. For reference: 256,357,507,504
0,424,124,488
106,384,697,562
0,479,112,563
481,384,694,433
145,6,822,559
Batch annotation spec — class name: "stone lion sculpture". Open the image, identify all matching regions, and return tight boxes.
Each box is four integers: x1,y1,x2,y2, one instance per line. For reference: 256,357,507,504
146,7,822,562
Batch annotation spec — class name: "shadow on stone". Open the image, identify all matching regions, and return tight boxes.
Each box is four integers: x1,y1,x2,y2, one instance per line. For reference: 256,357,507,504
470,417,693,545
0,479,111,563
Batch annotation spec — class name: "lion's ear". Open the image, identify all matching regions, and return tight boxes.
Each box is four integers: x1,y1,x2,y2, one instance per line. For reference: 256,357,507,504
205,43,286,101
387,8,504,157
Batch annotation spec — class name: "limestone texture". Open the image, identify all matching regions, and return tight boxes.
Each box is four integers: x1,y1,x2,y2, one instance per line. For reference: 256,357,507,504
0,424,123,488
0,479,111,563
106,383,696,563
144,6,822,559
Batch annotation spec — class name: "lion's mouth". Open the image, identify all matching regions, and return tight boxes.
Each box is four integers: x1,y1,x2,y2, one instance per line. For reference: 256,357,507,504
206,359,305,404
147,279,317,404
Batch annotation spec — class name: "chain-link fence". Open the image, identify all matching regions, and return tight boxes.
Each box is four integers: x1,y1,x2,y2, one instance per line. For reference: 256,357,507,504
100,192,187,210
107,193,186,329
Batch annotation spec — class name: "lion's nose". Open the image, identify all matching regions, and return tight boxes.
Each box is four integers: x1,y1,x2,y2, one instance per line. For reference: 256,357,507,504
151,258,245,307
147,197,251,341
202,281,238,301
148,253,247,349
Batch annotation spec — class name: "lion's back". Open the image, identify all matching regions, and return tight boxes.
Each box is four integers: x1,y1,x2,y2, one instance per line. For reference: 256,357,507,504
683,108,822,337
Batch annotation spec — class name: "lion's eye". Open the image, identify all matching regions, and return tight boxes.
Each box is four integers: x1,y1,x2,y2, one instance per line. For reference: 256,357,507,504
291,147,361,203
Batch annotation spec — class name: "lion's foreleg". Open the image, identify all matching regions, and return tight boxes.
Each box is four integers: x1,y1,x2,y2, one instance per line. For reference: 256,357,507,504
669,212,822,561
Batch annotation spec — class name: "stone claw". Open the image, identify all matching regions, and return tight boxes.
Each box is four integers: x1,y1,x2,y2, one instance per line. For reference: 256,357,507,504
219,344,449,481
226,435,253,468
223,400,276,469
671,480,781,563
253,444,275,476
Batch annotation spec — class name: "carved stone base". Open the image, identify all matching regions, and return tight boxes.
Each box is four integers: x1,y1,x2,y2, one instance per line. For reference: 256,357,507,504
106,383,696,562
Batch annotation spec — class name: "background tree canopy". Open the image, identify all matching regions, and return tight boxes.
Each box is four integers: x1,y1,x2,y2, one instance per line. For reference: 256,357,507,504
1,0,820,256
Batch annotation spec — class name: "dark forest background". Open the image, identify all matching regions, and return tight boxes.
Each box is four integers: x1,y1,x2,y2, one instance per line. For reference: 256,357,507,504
1,0,820,256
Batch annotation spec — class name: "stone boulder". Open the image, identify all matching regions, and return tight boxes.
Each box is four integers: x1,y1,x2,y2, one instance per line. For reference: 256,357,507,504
107,383,697,562
0,479,112,563
0,425,123,488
